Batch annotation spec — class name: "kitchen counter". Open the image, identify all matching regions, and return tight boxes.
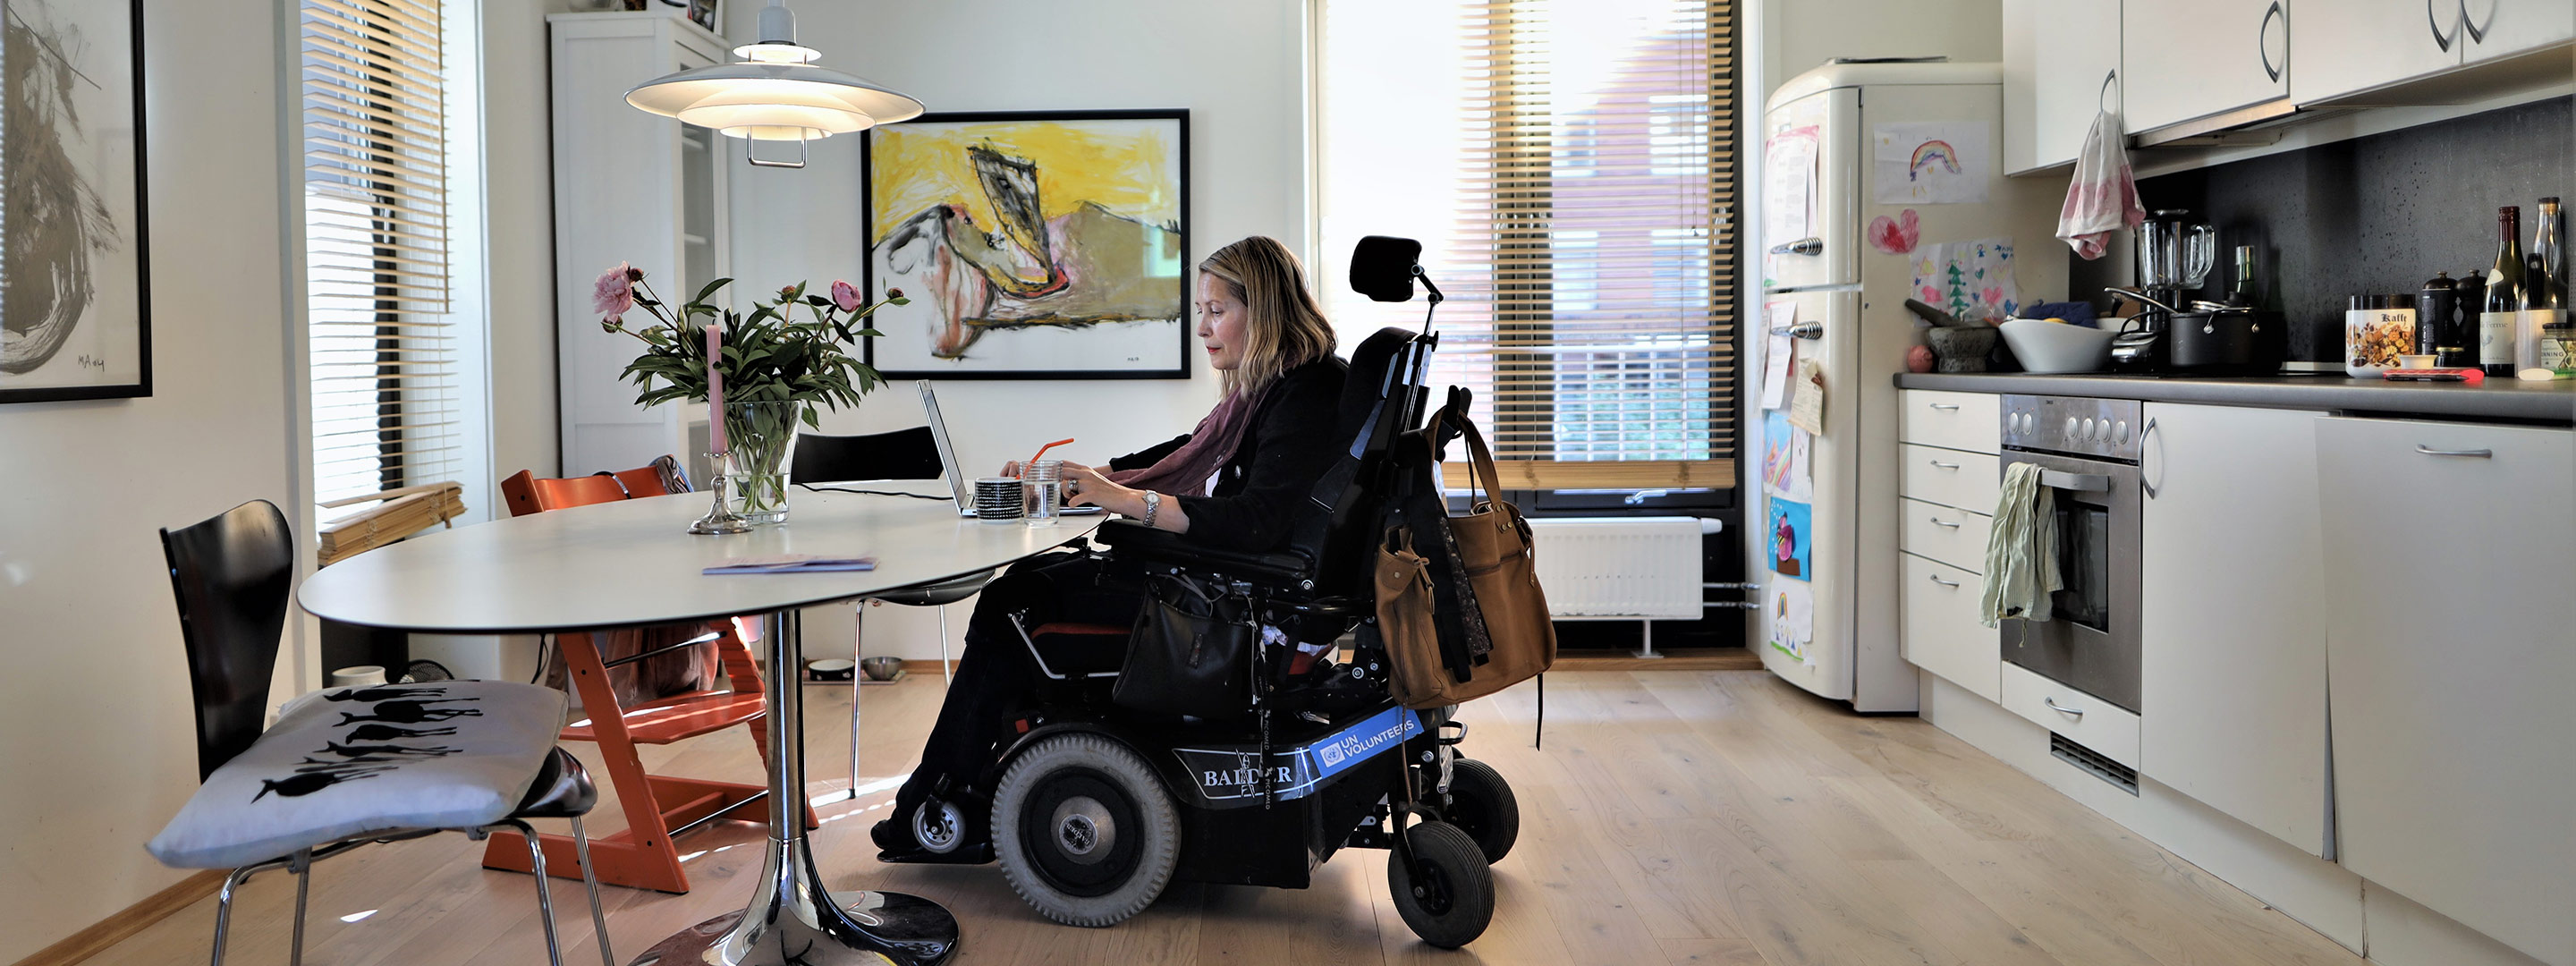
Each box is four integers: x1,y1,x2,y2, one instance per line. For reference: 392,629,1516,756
1893,371,2576,422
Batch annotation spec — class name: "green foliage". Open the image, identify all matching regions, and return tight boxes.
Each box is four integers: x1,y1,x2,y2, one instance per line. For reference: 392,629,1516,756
600,272,912,416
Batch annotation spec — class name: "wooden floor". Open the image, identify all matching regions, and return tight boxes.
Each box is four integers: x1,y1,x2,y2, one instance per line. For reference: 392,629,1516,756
82,670,2368,966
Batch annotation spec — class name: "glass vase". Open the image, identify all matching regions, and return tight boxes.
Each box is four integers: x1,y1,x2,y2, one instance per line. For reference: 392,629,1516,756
722,401,802,525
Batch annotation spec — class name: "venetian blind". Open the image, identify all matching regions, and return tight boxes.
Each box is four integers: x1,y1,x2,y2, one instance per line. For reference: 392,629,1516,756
1318,0,1738,490
301,0,458,505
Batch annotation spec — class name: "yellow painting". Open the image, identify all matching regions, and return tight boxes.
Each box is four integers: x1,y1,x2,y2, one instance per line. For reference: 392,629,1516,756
864,111,1189,378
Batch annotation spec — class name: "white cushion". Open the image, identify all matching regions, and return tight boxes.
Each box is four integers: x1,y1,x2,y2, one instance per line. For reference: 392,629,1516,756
147,681,564,869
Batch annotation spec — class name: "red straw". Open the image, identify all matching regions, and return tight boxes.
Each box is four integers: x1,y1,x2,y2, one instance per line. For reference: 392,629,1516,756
1028,438,1076,468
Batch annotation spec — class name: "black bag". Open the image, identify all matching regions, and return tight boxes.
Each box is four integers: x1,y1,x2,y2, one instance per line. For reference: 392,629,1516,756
1112,572,1256,718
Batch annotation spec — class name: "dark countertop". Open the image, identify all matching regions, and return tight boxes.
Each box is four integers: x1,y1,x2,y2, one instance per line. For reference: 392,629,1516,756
1893,371,2576,423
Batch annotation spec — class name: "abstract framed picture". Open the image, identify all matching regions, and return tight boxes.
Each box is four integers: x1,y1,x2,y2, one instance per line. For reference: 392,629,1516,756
0,0,151,404
862,109,1190,380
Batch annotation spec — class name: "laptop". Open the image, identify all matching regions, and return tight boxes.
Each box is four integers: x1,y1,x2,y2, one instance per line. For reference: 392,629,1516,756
918,380,1101,518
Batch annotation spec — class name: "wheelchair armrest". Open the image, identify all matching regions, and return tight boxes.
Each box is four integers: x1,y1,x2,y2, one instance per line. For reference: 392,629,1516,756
1095,519,1313,586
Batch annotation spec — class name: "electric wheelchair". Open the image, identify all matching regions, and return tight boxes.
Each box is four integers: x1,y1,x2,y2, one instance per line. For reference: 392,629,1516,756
892,325,1521,949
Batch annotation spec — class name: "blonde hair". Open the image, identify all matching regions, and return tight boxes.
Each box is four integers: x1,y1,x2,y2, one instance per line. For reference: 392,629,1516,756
1199,236,1337,398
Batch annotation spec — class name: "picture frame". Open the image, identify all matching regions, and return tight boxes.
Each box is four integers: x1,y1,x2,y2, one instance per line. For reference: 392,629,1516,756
860,109,1191,381
685,0,719,31
0,0,153,404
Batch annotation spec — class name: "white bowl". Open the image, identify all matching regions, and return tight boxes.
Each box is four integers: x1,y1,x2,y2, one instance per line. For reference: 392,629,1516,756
1999,318,2114,373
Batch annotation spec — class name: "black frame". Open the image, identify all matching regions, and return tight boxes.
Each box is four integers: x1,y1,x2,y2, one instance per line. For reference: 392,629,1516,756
860,108,1191,381
0,0,152,405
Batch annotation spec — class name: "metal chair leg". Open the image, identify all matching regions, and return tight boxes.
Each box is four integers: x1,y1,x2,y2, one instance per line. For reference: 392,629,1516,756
569,815,614,966
936,605,953,685
507,819,567,966
289,850,311,966
210,856,291,966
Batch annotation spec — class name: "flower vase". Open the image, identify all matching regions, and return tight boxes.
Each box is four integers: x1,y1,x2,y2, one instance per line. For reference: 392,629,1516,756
722,401,801,525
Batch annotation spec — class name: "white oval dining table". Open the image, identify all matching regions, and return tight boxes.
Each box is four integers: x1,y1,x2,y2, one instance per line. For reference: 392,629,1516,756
301,486,1101,966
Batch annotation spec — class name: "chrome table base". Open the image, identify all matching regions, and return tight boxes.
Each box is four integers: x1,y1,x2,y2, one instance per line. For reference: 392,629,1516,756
631,610,959,966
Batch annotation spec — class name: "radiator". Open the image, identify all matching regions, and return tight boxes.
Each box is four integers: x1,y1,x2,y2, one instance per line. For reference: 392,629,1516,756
1527,516,1708,620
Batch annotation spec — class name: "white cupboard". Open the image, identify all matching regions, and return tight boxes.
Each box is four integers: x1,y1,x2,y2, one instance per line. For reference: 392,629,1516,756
2462,0,2576,64
2003,0,2122,174
2317,417,2576,966
550,12,733,481
2136,403,2330,857
2119,0,2291,134
2288,0,2472,103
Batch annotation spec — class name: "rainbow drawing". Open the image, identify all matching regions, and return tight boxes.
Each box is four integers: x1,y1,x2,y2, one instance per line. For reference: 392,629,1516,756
1908,140,1962,181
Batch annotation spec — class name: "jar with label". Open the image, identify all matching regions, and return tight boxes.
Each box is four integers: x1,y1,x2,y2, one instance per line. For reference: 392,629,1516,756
2345,293,2417,377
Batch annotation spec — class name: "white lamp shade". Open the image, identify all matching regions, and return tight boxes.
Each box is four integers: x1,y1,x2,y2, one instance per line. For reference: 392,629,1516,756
625,62,924,140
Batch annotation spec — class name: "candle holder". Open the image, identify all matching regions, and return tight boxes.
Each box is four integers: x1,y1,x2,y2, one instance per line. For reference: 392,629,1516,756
688,451,754,535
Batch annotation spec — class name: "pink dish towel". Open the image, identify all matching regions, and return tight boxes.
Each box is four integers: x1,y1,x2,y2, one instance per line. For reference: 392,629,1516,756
2055,110,2144,260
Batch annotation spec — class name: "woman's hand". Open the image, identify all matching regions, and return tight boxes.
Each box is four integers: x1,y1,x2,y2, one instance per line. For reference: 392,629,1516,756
997,460,1021,479
1062,463,1187,533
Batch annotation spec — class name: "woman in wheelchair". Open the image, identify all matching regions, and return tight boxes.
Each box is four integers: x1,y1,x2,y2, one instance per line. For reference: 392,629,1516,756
874,235,1347,863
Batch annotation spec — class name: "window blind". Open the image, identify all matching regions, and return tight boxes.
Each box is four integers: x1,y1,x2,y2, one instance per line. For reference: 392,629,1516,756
301,0,459,506
1318,0,1737,491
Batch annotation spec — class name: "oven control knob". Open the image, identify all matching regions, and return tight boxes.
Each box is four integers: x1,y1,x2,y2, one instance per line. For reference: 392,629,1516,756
2114,419,2131,443
2063,416,2078,437
2080,417,2096,439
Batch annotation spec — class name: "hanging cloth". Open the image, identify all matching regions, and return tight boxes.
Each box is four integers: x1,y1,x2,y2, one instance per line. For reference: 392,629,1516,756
1980,462,2062,626
2055,103,2145,260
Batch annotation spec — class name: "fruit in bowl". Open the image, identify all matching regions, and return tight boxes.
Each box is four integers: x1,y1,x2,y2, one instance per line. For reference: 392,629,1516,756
1999,318,2114,373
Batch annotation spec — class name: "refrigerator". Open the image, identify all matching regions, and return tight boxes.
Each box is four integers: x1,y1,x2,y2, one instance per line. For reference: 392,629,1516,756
1749,62,2066,712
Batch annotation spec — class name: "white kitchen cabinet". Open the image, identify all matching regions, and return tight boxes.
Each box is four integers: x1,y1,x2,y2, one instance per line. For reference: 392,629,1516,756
2289,0,2469,103
1902,554,1998,702
2003,0,2121,174
2462,0,2576,64
551,12,733,480
2316,417,2576,966
2120,0,2290,135
2137,403,2330,857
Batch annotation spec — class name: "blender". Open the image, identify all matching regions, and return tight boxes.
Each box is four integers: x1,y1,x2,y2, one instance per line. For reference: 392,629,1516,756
2111,210,2216,370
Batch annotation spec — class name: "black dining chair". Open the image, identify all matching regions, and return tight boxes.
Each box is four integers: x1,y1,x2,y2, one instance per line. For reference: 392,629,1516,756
151,501,614,966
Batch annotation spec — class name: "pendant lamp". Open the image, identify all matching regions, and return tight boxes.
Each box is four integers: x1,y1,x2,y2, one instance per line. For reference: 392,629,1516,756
624,0,923,168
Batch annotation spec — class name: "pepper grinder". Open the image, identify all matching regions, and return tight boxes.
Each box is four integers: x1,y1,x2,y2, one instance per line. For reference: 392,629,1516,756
2449,270,2487,369
2419,271,2456,360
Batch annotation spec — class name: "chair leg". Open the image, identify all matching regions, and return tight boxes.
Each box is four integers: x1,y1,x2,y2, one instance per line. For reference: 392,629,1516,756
508,819,567,966
570,815,615,966
209,856,290,966
289,850,311,966
936,605,953,685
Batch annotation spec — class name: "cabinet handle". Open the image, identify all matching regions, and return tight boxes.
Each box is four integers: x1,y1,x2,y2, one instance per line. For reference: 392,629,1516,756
2044,696,2086,717
1928,402,1961,411
1930,517,1962,529
2428,0,2459,50
1927,574,1961,588
1928,460,1961,470
2140,417,2162,499
2098,70,2118,114
2258,2,2285,83
2461,0,2491,44
2415,445,2494,458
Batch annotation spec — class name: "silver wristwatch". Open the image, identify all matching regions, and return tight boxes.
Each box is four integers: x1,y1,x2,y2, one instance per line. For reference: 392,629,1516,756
1141,490,1161,528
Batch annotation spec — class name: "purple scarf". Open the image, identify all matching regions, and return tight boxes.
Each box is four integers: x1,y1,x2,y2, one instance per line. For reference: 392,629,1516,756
1105,388,1267,496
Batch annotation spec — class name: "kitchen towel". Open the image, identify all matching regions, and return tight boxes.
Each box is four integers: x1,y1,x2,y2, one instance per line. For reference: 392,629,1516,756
2055,109,2144,260
1980,462,2062,626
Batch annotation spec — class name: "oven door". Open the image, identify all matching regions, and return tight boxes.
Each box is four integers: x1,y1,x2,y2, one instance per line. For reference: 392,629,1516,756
1998,449,2142,712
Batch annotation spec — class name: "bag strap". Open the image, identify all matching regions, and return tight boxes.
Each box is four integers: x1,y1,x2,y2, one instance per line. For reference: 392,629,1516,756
1422,395,1504,513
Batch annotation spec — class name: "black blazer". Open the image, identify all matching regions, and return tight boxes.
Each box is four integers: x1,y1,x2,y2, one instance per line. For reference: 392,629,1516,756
1106,358,1348,554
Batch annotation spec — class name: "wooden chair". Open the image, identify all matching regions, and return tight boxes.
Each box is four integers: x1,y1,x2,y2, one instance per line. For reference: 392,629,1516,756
483,459,813,894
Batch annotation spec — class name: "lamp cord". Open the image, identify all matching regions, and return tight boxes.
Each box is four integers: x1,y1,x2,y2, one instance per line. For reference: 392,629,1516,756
793,483,952,500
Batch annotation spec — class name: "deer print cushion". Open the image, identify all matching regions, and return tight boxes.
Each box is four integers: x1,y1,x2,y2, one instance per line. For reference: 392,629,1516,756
147,682,565,869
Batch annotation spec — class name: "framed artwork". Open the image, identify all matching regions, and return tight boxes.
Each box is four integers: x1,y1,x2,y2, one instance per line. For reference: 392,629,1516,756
0,0,151,404
861,109,1191,380
684,0,719,30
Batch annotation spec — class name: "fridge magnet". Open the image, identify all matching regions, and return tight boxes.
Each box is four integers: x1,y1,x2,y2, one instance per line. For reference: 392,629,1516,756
1768,580,1814,663
1871,121,1990,205
1867,208,1920,255
1767,497,1813,579
1910,237,2021,324
1760,411,1813,502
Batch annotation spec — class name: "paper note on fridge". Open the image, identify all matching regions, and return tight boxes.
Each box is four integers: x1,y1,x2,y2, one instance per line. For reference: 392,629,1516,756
1761,301,1796,411
1873,121,1990,205
1787,357,1826,436
1763,126,1818,246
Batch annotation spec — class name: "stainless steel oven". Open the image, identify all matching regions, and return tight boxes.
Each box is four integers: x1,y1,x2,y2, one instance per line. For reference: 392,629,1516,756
1998,395,2143,713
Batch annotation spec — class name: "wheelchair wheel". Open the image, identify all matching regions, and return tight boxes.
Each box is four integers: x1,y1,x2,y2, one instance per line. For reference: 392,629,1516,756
1441,758,1519,864
1387,820,1494,949
991,733,1181,928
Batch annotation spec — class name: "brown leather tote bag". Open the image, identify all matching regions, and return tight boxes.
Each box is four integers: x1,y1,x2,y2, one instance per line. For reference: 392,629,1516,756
1378,411,1555,708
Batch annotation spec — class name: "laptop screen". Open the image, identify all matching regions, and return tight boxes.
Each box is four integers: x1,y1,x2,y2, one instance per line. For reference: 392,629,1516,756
916,381,976,514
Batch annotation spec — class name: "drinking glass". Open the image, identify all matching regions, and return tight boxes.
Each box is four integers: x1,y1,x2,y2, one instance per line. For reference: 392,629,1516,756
1023,460,1063,528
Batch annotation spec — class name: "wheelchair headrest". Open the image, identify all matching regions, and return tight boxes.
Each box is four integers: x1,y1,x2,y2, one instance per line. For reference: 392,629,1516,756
1336,326,1433,462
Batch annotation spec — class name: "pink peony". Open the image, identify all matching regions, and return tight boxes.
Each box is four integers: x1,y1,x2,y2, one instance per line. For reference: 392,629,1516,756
593,262,634,323
830,280,863,312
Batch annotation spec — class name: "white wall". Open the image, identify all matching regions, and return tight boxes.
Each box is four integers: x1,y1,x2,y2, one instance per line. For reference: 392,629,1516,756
0,2,297,959
485,0,587,482
722,0,1312,658
1759,0,2000,95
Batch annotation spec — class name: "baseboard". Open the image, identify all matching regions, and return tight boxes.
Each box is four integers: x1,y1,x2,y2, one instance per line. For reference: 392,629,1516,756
8,869,225,966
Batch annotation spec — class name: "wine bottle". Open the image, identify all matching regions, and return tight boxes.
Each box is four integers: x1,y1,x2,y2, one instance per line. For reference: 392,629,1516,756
2481,207,2523,377
2227,245,2259,308
2529,251,2565,377
2537,197,2568,309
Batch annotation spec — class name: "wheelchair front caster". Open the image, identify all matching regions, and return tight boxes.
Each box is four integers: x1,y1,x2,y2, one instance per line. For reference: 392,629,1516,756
992,733,1182,928
1387,820,1494,948
1440,758,1519,864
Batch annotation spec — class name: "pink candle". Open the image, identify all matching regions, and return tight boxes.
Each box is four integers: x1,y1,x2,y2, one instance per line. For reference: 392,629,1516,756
705,323,729,453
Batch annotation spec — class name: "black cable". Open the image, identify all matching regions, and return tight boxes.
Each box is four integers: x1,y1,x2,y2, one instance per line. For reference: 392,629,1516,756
794,483,953,500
